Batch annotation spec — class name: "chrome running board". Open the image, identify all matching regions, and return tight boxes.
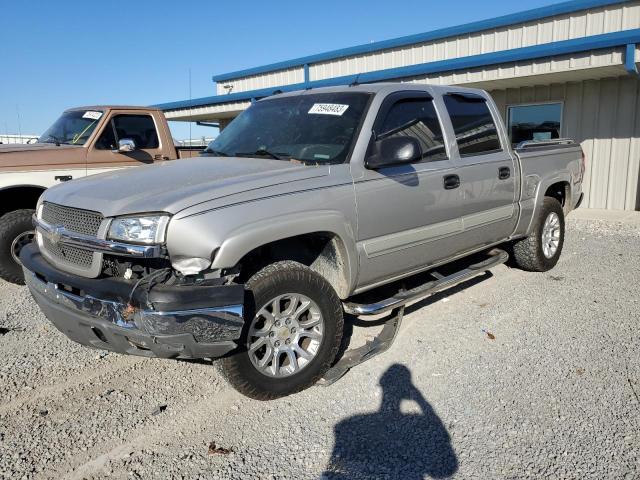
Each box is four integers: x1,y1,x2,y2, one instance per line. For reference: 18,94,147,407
320,249,508,386
343,248,509,317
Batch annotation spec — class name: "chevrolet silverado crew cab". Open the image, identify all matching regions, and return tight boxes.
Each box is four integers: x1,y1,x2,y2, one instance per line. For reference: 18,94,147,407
21,83,584,400
0,106,202,285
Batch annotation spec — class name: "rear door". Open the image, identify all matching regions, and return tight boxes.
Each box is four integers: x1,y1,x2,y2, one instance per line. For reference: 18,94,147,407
86,111,167,176
441,92,518,251
353,91,463,289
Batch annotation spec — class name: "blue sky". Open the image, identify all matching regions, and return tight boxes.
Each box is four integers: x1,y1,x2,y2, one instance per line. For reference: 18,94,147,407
0,0,559,140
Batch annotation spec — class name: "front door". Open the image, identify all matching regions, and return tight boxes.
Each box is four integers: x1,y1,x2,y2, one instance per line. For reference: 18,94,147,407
86,111,166,177
353,92,463,290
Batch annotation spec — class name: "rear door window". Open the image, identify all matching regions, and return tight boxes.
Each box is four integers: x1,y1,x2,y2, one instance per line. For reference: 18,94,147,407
443,94,502,157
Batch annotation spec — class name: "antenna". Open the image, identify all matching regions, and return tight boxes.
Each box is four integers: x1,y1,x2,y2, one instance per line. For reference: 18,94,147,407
350,73,361,87
188,68,192,148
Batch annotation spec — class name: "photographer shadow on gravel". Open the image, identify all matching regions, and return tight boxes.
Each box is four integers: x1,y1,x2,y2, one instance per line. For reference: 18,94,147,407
323,364,458,479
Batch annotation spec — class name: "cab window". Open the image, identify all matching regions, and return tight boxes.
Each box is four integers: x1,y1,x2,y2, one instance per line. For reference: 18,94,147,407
443,94,502,157
378,98,447,162
96,115,159,150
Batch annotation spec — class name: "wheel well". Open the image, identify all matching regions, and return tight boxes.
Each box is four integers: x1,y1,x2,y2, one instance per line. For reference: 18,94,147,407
545,182,570,212
236,232,351,299
0,186,45,218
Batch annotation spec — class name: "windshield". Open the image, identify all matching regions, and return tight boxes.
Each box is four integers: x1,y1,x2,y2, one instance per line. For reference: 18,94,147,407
205,92,372,164
38,110,104,145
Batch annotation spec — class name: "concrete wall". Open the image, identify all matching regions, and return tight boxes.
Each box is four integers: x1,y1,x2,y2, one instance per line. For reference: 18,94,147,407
491,76,640,211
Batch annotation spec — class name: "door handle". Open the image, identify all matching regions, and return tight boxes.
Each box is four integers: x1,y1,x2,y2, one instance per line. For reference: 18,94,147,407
55,175,72,182
443,174,460,190
498,167,511,180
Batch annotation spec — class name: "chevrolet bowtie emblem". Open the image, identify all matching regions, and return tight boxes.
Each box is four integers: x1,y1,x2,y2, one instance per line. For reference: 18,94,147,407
49,225,65,246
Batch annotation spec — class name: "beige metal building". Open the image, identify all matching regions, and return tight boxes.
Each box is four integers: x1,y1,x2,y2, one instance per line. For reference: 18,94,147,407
157,0,640,211
0,134,39,145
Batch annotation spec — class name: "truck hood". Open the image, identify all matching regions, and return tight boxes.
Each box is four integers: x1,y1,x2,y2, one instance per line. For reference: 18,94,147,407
0,143,68,153
42,156,332,217
0,143,86,170
0,143,82,154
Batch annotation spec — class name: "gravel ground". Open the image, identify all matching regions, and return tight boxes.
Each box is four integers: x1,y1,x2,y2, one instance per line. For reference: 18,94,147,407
0,216,638,479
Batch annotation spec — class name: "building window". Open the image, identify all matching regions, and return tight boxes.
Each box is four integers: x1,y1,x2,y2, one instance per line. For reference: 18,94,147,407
443,94,502,157
507,103,562,145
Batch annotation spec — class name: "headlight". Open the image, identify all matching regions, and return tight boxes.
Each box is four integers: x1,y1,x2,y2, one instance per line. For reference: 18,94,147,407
108,215,170,244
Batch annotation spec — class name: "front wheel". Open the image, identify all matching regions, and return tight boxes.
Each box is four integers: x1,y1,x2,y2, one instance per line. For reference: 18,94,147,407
220,261,344,400
511,197,565,272
0,209,36,285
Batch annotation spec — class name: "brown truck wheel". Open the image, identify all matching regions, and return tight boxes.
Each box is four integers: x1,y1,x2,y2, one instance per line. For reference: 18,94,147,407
0,209,36,285
219,261,344,400
511,197,565,272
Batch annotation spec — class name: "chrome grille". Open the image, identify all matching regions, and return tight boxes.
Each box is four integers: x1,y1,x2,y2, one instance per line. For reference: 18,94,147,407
39,202,104,275
42,236,94,268
42,202,103,237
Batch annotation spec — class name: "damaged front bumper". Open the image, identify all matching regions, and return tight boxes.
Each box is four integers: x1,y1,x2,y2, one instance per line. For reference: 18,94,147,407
20,243,245,359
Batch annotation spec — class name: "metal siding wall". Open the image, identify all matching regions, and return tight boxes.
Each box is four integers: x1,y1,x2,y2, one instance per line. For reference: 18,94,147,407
406,48,625,88
306,1,640,81
215,67,304,94
626,86,640,208
490,77,640,211
608,77,635,208
216,3,640,90
164,100,252,120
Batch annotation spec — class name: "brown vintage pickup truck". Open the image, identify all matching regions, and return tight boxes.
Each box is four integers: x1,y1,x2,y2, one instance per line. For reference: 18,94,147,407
0,106,201,284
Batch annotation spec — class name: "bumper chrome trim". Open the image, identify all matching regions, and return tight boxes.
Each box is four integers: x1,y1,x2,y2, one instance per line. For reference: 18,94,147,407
34,215,161,258
25,270,244,341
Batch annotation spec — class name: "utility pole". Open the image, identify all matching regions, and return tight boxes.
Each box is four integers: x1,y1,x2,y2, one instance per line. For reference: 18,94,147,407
16,105,22,138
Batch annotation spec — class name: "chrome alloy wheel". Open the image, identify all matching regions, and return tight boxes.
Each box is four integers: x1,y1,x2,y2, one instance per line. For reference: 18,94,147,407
247,293,324,378
11,230,35,265
541,212,561,259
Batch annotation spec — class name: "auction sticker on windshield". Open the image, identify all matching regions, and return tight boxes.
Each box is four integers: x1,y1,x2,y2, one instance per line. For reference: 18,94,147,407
82,111,103,120
308,104,349,116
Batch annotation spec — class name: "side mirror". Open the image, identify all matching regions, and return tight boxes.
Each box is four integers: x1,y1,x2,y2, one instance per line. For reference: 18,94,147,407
365,136,422,169
117,138,136,153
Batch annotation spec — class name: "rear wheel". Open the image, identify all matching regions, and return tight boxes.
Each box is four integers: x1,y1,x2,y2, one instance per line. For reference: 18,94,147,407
0,209,35,285
511,197,564,272
220,261,343,400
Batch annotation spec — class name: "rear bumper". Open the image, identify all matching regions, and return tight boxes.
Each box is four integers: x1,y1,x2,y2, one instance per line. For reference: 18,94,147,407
21,243,245,359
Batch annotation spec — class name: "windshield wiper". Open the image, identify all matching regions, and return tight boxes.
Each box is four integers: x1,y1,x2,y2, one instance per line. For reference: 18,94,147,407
235,149,289,160
203,148,230,157
42,135,63,146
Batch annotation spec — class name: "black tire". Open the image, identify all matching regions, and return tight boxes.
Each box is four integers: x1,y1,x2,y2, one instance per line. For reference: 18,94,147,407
511,197,565,272
0,209,35,285
220,261,344,400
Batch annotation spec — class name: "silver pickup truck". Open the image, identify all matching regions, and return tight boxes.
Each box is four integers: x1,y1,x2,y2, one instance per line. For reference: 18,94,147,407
21,83,584,399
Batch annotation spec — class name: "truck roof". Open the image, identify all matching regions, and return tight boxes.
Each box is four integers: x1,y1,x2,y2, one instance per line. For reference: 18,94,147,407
265,82,487,100
65,105,162,113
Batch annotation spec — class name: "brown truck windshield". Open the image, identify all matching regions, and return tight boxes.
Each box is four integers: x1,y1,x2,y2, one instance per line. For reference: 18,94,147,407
38,110,104,146
205,92,372,164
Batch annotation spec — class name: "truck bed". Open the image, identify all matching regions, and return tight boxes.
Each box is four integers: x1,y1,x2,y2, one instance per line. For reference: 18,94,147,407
176,146,205,159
